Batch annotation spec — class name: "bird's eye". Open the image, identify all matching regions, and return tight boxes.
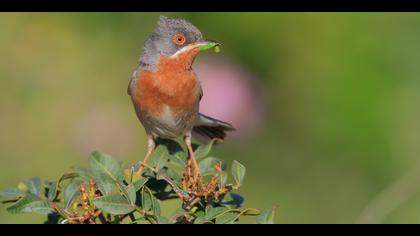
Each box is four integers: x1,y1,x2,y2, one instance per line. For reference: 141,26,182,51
173,33,186,45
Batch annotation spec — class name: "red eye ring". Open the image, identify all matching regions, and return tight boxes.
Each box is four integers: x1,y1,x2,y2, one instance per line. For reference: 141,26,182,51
173,33,186,45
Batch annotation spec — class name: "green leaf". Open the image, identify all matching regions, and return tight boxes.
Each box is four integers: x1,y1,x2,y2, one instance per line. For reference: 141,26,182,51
215,212,239,224
7,194,53,215
153,197,161,217
125,184,136,205
241,208,261,216
58,172,80,184
195,139,218,160
195,209,206,218
149,145,168,170
72,166,94,181
220,171,228,186
163,139,187,166
89,151,124,183
169,150,188,167
155,172,183,195
93,174,113,196
205,206,230,221
0,188,26,198
25,177,41,196
141,187,153,212
93,195,135,215
231,160,246,187
17,182,29,193
63,182,81,209
159,164,183,182
199,157,226,175
50,202,72,218
133,177,149,192
140,186,160,216
194,217,208,224
89,151,130,197
113,181,136,206
124,168,141,184
214,208,259,224
46,181,58,201
256,206,277,224
73,166,112,195
124,169,132,183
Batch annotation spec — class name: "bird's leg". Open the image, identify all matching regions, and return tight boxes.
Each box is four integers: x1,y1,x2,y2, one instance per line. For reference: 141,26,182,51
184,133,199,184
135,134,156,176
186,154,193,178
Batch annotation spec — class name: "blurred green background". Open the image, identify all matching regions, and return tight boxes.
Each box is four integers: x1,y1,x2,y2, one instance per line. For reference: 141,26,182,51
2,12,420,224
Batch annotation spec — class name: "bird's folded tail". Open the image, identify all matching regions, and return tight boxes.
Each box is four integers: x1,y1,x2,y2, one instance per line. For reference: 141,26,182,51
192,113,236,143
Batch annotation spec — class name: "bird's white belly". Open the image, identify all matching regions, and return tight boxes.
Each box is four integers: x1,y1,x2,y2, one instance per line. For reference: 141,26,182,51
150,105,186,138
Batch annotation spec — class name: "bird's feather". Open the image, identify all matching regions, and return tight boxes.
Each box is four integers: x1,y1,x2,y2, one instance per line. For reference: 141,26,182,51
192,113,235,143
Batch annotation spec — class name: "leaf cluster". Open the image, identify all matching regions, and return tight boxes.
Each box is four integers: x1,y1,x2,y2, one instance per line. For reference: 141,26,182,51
1,139,275,224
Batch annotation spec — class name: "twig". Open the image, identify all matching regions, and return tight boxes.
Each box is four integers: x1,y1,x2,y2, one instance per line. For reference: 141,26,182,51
139,161,157,173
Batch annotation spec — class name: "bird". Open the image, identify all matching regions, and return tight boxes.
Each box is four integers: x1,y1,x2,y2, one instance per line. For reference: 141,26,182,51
127,15,235,183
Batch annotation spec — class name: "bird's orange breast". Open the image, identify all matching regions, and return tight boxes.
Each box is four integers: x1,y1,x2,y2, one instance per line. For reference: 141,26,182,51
132,48,201,118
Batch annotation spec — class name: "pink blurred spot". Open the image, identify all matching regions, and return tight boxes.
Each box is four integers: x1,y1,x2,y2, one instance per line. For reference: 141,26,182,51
195,56,265,141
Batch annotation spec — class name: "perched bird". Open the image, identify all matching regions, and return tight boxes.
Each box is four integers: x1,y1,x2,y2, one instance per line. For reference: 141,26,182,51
128,16,235,182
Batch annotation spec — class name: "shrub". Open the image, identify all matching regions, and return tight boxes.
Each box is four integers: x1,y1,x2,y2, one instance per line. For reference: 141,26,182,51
0,139,275,224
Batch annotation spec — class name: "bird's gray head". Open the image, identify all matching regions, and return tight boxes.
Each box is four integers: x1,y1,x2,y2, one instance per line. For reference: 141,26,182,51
139,16,220,71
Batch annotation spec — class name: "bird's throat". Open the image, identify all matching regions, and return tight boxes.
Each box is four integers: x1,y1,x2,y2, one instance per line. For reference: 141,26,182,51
160,47,200,71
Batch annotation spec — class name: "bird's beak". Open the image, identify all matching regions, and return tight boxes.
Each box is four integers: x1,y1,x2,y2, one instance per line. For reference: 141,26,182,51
196,40,221,52
171,40,221,58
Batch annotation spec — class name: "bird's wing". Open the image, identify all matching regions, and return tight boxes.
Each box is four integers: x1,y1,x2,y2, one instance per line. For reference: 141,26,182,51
127,70,138,96
197,79,203,101
199,84,203,101
192,113,236,143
